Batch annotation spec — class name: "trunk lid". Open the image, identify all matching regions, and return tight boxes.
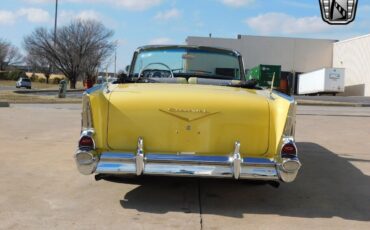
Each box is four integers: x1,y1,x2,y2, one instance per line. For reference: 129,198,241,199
107,83,270,157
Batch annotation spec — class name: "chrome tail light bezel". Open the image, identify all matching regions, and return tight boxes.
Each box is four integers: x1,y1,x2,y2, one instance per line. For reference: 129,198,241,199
281,139,298,159
81,94,94,131
277,137,301,182
75,94,98,175
283,101,297,138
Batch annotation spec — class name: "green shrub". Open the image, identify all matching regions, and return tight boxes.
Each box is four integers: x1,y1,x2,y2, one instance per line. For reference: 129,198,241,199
30,73,38,82
0,72,8,80
52,77,62,84
7,70,27,81
38,78,46,83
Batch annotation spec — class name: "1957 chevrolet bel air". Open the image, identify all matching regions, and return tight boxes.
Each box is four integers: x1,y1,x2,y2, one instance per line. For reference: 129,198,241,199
75,45,301,183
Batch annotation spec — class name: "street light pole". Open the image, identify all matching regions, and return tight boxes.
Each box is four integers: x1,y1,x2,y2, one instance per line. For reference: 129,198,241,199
114,40,119,78
51,0,59,80
54,0,58,43
114,50,117,78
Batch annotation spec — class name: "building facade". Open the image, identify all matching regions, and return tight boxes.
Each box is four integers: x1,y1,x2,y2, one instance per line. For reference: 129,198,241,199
186,35,337,94
186,35,335,72
333,35,370,96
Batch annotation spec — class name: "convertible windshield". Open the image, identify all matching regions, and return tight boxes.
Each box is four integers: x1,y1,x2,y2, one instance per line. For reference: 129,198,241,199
132,48,242,80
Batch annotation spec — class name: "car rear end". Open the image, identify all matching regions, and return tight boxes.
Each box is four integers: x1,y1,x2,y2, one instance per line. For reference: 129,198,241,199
74,84,301,183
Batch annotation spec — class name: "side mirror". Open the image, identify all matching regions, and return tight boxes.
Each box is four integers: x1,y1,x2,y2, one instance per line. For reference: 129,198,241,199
125,65,130,73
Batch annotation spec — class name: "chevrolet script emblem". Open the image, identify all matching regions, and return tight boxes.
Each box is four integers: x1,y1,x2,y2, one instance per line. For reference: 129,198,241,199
159,108,219,122
168,108,208,113
319,0,358,25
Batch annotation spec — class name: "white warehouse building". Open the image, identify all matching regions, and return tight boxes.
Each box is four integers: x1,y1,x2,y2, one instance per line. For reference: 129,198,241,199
186,34,370,96
333,35,370,96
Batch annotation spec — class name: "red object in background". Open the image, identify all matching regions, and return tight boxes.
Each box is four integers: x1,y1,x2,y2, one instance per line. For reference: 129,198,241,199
84,79,93,89
279,77,288,94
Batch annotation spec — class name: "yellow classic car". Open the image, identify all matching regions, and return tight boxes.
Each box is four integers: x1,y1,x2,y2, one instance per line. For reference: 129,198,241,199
75,45,301,183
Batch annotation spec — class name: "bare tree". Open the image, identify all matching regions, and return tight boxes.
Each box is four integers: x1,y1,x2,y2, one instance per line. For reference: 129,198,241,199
82,22,116,82
24,54,52,83
23,20,115,88
0,39,23,70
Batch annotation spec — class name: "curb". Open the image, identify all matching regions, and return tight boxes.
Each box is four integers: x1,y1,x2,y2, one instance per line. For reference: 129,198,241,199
14,89,85,94
7,101,81,104
297,100,370,107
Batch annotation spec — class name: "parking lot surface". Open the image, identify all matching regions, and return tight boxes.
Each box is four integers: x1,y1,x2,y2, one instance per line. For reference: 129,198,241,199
0,105,369,230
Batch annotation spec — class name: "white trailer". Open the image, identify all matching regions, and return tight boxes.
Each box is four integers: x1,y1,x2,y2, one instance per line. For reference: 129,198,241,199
297,68,345,95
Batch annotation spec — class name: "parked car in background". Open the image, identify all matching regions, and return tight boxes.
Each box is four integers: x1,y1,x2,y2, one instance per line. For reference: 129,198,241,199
75,45,301,184
107,76,118,83
96,76,106,85
16,77,31,89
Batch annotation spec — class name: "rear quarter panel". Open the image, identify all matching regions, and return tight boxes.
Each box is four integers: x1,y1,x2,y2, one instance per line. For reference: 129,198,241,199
85,85,112,154
265,91,294,159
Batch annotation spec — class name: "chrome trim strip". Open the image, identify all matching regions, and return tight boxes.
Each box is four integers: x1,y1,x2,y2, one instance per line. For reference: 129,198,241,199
97,153,276,166
145,154,230,164
81,96,94,131
242,157,274,165
144,163,232,178
100,152,135,160
272,89,295,102
96,162,136,174
135,45,241,57
240,166,278,180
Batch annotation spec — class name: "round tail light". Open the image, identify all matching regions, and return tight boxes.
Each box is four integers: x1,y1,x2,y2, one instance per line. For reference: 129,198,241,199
281,143,297,158
79,136,94,149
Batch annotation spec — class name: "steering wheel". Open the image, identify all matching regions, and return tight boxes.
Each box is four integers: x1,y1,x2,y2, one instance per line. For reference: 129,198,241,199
138,62,174,80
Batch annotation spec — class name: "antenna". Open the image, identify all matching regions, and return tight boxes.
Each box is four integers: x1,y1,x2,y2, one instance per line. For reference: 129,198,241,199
270,72,275,96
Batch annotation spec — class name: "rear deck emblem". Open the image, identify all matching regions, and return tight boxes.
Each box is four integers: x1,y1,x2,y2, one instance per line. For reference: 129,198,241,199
160,108,219,122
319,0,358,25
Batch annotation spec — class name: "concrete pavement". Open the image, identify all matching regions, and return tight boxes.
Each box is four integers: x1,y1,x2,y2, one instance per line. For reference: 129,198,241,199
0,104,369,229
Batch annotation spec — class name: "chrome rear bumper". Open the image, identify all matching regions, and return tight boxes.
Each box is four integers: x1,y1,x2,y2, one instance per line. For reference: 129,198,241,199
96,152,282,180
75,139,301,183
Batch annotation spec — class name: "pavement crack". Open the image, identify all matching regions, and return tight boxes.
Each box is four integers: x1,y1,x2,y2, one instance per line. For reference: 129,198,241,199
197,179,203,230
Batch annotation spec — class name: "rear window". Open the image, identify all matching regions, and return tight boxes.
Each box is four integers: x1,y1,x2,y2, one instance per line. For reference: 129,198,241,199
22,78,31,82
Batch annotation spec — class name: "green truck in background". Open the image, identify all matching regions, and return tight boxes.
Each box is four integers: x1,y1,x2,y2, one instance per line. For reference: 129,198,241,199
246,65,281,88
